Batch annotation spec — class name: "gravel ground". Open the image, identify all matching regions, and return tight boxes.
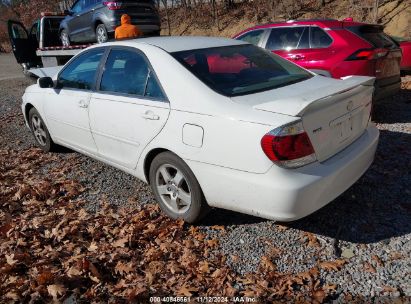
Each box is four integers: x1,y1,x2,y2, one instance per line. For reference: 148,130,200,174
0,75,410,301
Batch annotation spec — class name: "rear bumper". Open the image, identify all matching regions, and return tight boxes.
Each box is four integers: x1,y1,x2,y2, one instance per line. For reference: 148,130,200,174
374,75,401,101
187,125,379,221
401,66,411,76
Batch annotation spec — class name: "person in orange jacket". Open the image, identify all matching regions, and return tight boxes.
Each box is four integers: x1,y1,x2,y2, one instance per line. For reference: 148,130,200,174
115,14,143,40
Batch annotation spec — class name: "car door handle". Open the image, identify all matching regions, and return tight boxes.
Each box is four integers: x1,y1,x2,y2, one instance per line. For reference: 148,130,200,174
78,100,89,108
291,55,305,60
141,111,160,120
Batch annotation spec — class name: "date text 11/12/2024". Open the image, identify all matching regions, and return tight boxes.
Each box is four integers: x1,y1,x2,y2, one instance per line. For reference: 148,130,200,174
149,296,258,302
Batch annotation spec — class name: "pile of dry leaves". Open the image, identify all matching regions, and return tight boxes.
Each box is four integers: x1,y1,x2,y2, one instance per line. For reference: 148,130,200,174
1,148,344,303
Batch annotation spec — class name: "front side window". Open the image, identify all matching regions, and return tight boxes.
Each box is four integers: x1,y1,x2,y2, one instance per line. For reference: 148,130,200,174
71,0,84,13
100,49,165,99
310,27,332,48
57,48,104,90
11,23,28,39
172,44,313,97
266,27,308,51
29,22,39,40
237,30,265,46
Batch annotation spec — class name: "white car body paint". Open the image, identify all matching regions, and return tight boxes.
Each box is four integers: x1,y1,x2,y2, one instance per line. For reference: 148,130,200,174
22,37,379,221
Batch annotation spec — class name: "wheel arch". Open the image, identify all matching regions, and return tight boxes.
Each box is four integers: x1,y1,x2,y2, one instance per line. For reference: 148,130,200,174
24,103,35,123
94,19,103,29
143,148,170,182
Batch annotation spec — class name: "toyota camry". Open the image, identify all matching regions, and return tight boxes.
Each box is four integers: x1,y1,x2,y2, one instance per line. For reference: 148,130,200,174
22,36,379,223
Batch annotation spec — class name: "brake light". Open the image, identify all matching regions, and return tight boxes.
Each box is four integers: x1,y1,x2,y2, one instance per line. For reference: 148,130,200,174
261,121,316,168
103,1,123,10
346,48,388,60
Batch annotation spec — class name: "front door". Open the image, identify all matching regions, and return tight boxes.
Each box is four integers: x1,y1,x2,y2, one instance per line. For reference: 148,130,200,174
67,0,88,42
89,47,170,169
7,20,39,65
43,48,105,153
264,26,310,68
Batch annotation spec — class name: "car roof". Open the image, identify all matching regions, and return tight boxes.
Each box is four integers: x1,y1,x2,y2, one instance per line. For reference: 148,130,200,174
237,19,374,34
102,36,248,53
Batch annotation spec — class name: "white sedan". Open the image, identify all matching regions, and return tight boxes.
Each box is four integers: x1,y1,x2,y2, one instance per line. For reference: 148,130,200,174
22,37,379,223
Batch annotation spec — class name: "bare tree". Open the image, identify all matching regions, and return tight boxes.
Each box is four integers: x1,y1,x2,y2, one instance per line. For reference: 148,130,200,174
161,0,171,35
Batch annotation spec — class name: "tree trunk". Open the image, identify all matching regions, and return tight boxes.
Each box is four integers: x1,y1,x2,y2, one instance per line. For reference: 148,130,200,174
161,0,171,35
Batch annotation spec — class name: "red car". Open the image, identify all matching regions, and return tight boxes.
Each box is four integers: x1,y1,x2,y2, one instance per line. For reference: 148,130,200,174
398,40,411,75
234,19,402,100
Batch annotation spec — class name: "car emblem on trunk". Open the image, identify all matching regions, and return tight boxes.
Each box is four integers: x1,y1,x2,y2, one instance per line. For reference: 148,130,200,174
347,101,353,111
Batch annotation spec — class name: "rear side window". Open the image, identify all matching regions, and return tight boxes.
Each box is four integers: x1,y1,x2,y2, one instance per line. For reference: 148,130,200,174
348,26,396,49
172,44,313,97
266,27,309,51
57,48,104,90
100,49,165,99
236,30,265,46
310,27,332,48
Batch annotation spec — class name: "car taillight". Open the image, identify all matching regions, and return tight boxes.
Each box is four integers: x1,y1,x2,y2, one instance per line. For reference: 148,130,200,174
261,121,317,168
346,48,388,61
103,1,123,10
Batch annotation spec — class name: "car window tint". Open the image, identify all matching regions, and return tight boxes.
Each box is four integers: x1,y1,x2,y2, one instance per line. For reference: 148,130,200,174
29,22,39,40
347,26,396,49
100,49,149,96
310,27,332,48
298,27,310,49
11,24,28,39
145,71,165,99
266,27,306,51
58,49,104,90
237,30,265,46
71,0,84,13
172,44,313,97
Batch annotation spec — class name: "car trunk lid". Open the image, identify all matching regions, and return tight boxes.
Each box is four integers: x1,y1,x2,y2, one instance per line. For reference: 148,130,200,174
233,76,375,162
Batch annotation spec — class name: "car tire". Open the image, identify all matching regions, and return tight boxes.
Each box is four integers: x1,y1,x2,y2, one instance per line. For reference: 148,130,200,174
60,29,70,47
28,108,56,152
96,24,108,43
149,152,210,223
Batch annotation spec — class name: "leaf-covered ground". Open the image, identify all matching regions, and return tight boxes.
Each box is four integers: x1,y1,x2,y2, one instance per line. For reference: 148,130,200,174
0,147,347,303
1,76,410,303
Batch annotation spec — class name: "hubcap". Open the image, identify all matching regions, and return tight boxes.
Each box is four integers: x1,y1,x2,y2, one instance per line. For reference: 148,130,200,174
31,115,47,146
97,27,107,43
155,164,192,214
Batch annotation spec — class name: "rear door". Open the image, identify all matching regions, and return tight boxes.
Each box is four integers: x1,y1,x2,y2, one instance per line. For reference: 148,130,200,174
89,47,170,169
7,20,39,64
67,0,88,41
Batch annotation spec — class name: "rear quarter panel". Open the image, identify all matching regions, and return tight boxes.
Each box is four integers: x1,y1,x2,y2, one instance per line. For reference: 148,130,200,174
132,43,296,179
400,41,411,70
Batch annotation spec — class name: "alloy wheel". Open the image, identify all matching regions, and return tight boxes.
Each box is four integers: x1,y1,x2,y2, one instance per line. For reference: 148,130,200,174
31,114,47,146
97,26,108,43
155,164,192,214
61,32,70,47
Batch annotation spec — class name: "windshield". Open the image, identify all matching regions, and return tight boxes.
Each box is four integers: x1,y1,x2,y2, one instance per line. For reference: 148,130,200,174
171,44,313,97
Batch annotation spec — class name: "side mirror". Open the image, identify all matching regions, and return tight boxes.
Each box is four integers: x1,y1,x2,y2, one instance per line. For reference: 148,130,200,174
64,10,73,16
38,77,54,88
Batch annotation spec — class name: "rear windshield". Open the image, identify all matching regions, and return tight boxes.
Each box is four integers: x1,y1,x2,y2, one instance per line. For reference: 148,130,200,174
171,44,313,97
347,25,398,49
